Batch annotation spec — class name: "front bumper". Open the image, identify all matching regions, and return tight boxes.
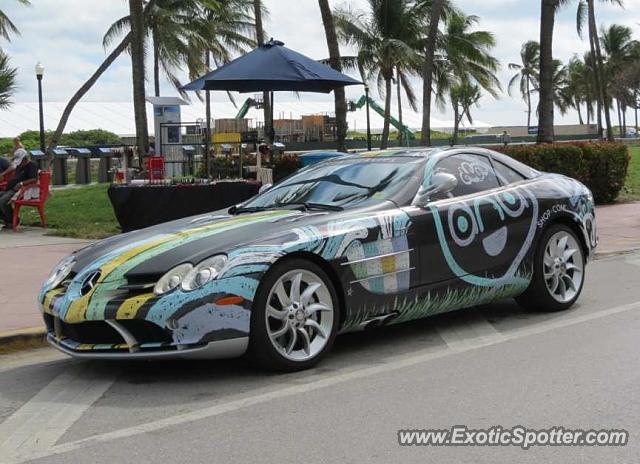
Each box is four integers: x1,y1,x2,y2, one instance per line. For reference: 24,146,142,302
47,333,248,360
43,311,249,360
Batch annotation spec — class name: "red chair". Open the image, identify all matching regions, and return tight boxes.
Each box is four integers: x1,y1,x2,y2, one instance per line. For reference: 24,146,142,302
146,156,165,181
12,171,51,231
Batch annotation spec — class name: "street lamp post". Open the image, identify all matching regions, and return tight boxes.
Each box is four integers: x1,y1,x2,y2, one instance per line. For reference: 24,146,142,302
364,85,372,151
35,62,45,156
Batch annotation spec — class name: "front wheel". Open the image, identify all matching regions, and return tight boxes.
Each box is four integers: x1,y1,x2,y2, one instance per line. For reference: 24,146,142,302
248,259,340,371
516,224,585,312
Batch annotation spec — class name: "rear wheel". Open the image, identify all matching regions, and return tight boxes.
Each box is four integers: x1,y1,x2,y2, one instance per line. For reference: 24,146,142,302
248,259,339,371
516,224,585,312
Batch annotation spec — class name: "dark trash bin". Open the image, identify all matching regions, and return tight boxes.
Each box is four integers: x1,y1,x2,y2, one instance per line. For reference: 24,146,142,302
98,147,114,183
70,148,92,184
52,148,68,186
182,145,196,176
29,150,47,171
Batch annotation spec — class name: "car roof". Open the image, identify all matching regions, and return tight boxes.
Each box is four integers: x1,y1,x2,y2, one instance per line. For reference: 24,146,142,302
337,147,443,161
340,146,496,161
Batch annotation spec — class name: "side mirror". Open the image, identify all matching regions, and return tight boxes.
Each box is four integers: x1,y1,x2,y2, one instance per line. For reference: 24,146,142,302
259,183,273,194
413,172,458,206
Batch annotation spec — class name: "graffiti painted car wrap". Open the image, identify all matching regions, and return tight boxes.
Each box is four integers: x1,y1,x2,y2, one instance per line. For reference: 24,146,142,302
39,147,597,361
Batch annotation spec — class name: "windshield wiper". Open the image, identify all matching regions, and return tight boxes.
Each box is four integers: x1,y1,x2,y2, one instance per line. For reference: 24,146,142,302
230,202,343,215
228,205,275,215
278,202,344,212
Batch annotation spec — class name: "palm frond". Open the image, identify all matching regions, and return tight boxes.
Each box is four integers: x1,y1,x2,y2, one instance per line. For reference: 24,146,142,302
0,52,17,110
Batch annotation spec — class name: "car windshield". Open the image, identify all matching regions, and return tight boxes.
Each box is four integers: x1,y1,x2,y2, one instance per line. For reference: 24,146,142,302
243,157,423,210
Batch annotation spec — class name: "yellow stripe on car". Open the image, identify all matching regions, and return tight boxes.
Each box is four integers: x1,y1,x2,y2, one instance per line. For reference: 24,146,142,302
116,293,156,320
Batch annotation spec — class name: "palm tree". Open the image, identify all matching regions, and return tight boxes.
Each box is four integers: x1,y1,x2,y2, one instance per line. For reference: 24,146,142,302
617,59,640,131
253,0,272,143
576,0,624,141
104,0,255,97
0,0,30,47
600,24,639,136
49,0,159,150
0,0,27,110
50,0,253,151
318,0,348,152
565,56,592,124
0,52,17,110
418,0,445,147
538,0,570,144
129,0,150,159
580,50,599,125
449,81,481,145
508,41,540,128
549,59,571,115
334,0,421,149
434,11,500,142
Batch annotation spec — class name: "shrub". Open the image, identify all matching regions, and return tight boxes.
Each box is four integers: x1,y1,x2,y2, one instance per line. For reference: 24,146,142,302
493,142,630,204
0,129,122,156
579,142,630,203
273,154,302,182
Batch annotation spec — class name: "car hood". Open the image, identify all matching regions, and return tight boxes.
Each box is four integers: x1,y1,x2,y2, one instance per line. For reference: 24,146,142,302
71,204,392,283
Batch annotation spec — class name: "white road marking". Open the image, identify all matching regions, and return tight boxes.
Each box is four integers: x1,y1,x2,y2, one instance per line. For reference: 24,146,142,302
0,363,117,460
5,299,640,464
624,255,640,268
436,311,505,349
0,349,67,374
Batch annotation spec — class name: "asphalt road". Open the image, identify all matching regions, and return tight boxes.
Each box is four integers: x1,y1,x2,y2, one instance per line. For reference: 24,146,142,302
1,252,640,464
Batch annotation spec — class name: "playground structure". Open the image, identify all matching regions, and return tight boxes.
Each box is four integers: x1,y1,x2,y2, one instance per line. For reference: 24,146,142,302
235,96,264,119
349,95,415,141
210,94,340,146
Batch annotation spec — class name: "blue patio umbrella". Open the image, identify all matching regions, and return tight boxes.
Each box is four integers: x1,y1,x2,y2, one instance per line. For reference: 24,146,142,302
182,39,362,94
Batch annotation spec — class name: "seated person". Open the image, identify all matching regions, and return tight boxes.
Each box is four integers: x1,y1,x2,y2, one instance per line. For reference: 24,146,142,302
0,138,25,180
0,156,11,177
0,149,38,229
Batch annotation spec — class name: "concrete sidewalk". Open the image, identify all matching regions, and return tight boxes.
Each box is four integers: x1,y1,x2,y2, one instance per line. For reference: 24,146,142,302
0,202,639,344
594,202,640,256
0,228,89,340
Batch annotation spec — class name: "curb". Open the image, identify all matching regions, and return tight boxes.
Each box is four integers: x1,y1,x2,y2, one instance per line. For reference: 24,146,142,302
594,247,640,260
0,327,48,354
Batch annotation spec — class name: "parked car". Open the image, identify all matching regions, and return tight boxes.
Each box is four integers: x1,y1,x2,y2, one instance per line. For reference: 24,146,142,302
39,147,597,370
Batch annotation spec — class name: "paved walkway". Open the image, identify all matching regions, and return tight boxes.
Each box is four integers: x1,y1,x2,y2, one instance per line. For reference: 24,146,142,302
0,228,88,333
0,202,639,336
595,202,640,255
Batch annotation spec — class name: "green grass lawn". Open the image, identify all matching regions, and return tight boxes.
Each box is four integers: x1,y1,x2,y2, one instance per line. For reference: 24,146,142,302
619,146,640,202
20,184,120,239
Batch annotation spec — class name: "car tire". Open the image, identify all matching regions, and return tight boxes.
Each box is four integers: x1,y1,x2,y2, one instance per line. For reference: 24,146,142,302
516,224,586,312
248,258,340,371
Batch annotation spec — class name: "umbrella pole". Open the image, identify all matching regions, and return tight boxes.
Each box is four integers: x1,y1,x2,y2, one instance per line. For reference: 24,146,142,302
270,91,275,145
205,89,211,178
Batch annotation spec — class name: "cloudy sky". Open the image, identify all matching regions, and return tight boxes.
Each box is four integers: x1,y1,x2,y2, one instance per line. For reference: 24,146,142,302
2,0,639,128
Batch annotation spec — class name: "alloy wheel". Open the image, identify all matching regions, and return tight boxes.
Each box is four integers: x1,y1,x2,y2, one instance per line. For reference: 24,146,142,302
543,231,584,304
265,269,334,362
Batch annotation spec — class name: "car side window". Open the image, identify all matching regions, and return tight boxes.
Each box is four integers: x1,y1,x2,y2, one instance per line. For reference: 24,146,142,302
430,154,500,200
493,160,527,185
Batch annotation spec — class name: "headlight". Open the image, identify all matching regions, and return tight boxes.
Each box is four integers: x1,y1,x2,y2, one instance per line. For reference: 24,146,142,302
181,255,227,292
154,263,193,295
45,255,76,289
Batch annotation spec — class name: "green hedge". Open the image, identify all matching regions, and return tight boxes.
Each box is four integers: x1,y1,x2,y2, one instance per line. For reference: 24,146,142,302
0,129,122,155
493,142,630,204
